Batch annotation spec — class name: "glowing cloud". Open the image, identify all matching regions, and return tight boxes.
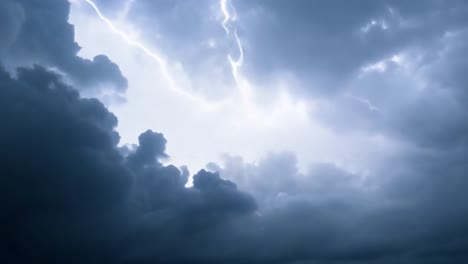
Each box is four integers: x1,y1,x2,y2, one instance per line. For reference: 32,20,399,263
82,0,308,124
83,0,218,109
219,0,307,122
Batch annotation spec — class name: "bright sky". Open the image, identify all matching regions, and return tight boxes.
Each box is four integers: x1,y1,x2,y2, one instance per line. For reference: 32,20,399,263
69,0,398,176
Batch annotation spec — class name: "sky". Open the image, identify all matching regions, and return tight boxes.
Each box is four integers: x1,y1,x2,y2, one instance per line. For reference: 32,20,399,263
1,0,468,263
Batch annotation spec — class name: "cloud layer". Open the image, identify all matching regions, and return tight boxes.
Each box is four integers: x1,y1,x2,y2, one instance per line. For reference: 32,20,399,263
1,0,468,263
2,64,468,263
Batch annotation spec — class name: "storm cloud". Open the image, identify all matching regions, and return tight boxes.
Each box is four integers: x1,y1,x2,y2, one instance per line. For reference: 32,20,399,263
1,63,468,264
2,0,468,263
0,65,257,263
0,0,127,93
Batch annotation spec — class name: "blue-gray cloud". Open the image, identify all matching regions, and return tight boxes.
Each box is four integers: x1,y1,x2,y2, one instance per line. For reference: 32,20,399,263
0,0,128,93
0,65,257,263
2,64,468,263
236,0,468,93
2,0,468,263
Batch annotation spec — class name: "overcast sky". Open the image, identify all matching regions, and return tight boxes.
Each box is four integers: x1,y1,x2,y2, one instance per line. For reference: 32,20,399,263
2,0,468,263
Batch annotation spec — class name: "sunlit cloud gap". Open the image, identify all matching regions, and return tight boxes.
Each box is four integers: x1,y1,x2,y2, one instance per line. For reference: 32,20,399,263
83,0,218,109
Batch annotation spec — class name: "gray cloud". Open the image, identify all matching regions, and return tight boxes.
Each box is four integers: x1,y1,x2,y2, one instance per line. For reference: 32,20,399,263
214,149,468,263
0,0,24,57
0,0,128,93
1,62,468,263
0,65,257,263
236,0,468,95
316,38,468,150
2,0,468,263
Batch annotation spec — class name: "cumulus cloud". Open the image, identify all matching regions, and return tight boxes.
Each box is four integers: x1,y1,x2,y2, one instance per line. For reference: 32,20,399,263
214,150,468,263
0,65,257,263
1,65,467,263
0,0,128,93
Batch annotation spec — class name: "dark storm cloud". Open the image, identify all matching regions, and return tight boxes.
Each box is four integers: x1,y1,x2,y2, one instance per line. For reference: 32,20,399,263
235,0,468,95
243,1,465,150
2,0,468,263
233,0,468,154
2,63,468,263
316,36,468,150
0,65,257,263
0,65,130,263
0,0,128,93
215,150,468,264
425,29,468,103
0,0,24,57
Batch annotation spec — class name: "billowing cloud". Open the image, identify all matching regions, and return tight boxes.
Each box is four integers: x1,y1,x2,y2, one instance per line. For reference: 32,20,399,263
235,0,468,94
0,65,256,263
0,0,128,93
2,65,468,263
2,0,468,263
214,149,468,263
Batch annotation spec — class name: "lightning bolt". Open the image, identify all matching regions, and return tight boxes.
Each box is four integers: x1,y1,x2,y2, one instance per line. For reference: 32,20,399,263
347,94,381,113
228,30,253,101
83,0,218,109
81,0,305,122
220,0,254,106
220,0,231,34
218,0,309,125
